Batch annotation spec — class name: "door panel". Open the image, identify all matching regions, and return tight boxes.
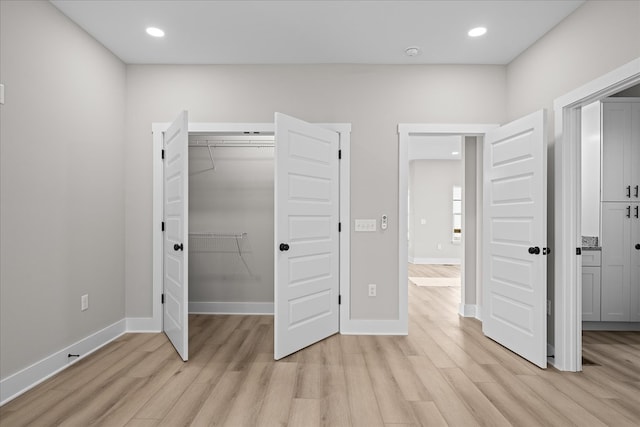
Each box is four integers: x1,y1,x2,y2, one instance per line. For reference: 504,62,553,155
483,110,547,368
163,111,189,361
274,113,340,360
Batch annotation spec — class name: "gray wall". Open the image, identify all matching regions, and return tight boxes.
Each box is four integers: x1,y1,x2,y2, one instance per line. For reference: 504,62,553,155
408,160,462,262
125,64,507,320
189,145,274,303
506,0,640,350
0,1,126,378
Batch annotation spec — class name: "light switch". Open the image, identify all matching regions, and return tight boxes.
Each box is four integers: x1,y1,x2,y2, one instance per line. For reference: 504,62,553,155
355,219,377,232
0,84,4,105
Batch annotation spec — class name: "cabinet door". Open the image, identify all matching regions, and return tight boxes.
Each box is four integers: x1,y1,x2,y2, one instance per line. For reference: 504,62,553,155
601,203,631,321
632,103,640,201
631,205,640,321
582,266,601,321
602,102,632,202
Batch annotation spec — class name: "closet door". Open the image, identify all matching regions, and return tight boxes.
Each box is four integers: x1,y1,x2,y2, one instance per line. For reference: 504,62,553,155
163,111,189,361
274,113,340,360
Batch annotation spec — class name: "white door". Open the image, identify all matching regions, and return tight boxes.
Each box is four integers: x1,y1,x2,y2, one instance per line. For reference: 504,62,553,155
274,113,340,360
163,111,189,361
482,109,547,368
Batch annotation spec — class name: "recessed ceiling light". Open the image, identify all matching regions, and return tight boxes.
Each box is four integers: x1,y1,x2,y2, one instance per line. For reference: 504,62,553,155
468,27,487,37
404,46,421,57
452,151,460,155
146,27,165,38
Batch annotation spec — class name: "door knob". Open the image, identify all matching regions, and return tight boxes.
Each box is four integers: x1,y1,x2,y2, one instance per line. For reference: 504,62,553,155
279,243,290,251
528,246,540,255
174,243,184,251
635,244,640,250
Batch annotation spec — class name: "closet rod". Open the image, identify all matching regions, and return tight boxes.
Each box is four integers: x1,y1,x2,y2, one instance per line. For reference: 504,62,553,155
188,143,274,148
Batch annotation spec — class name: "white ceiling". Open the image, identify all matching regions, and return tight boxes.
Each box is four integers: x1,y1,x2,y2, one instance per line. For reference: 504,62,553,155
50,0,584,65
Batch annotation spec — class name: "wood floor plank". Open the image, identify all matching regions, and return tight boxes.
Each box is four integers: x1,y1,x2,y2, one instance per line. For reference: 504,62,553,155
220,361,273,427
408,356,480,427
288,398,321,427
255,362,298,426
320,364,352,427
439,367,511,427
189,370,246,427
409,401,448,427
343,353,384,427
516,374,608,426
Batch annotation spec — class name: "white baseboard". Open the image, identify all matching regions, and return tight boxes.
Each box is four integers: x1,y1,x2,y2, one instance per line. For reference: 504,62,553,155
340,319,407,335
189,301,274,315
409,257,461,265
582,321,640,331
0,319,126,406
458,304,478,318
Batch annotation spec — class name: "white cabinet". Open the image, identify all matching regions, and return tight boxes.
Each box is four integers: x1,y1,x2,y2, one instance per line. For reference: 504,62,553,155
582,251,601,321
601,100,640,202
601,202,639,321
630,211,640,321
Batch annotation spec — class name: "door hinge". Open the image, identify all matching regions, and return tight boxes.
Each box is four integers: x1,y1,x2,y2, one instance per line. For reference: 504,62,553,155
161,149,165,160
161,293,165,304
338,222,342,232
161,221,165,232
339,295,341,305
576,247,582,255
338,149,342,159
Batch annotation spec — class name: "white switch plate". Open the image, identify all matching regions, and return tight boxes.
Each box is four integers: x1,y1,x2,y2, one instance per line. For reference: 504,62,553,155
355,219,376,232
0,84,4,105
81,294,89,311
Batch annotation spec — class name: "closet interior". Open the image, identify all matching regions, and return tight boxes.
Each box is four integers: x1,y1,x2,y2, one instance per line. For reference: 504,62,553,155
188,133,275,312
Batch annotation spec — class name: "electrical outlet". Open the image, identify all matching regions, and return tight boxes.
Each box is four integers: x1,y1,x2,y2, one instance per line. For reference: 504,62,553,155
368,284,377,297
81,294,89,311
547,299,551,315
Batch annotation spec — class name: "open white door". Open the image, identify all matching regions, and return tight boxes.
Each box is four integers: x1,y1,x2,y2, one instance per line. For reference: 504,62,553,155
163,111,189,361
274,113,340,360
483,109,547,368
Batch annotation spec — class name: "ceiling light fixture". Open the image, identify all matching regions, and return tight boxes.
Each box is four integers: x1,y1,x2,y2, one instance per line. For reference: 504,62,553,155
146,27,165,38
452,151,460,155
468,27,487,37
404,46,421,57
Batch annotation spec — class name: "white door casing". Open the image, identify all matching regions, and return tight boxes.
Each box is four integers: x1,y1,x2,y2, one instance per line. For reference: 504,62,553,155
274,113,340,360
482,109,547,369
163,111,189,361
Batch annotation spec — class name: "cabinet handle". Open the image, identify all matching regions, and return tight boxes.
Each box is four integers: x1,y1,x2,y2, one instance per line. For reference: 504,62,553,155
627,206,631,218
635,185,639,198
636,205,639,219
627,185,631,198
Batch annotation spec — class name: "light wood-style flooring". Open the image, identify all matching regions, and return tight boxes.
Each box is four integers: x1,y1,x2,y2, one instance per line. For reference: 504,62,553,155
2,281,640,426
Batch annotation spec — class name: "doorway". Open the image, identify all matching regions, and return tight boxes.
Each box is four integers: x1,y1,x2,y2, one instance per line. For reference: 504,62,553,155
399,113,549,369
407,136,463,294
554,58,640,372
151,113,352,361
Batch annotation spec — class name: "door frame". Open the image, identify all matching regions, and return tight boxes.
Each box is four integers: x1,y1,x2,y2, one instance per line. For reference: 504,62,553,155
398,124,499,330
150,121,351,333
554,57,640,372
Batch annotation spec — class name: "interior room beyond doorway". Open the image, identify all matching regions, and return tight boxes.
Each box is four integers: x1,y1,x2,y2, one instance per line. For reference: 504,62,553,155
407,135,463,291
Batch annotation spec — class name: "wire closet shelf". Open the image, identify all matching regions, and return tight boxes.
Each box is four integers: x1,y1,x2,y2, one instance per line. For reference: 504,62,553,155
188,232,251,274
